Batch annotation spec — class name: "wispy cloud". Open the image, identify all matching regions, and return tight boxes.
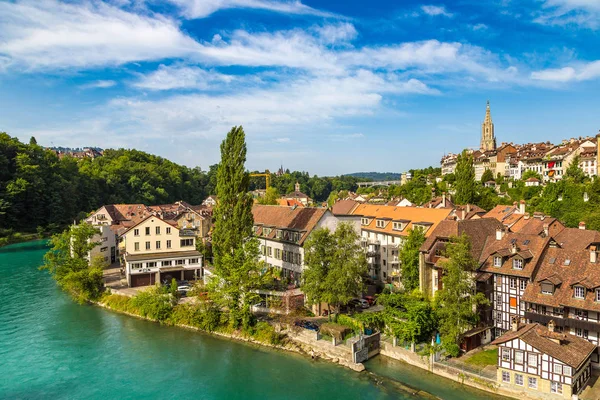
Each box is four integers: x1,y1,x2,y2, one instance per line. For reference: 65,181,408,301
0,0,200,71
534,0,600,28
164,0,339,19
80,80,117,89
531,60,600,82
132,64,235,90
420,5,453,17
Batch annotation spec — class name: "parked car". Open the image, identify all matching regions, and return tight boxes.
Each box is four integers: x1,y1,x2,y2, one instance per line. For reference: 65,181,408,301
358,299,369,309
347,299,360,308
363,296,375,306
177,285,191,297
254,301,267,308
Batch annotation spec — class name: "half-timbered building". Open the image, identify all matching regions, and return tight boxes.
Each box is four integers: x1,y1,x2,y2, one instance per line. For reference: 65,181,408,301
479,229,550,337
522,227,600,367
492,320,595,399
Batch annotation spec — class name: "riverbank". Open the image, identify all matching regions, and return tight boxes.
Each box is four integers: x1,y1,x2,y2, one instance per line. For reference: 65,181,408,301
94,295,366,372
0,232,44,247
94,293,518,400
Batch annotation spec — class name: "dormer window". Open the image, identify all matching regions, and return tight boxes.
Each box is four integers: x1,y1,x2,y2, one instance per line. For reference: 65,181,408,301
392,222,404,231
574,286,585,299
596,289,600,302
361,218,370,226
513,258,523,270
493,256,502,267
541,283,554,295
376,220,386,228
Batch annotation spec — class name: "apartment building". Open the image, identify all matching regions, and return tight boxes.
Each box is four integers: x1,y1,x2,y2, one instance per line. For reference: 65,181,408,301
542,139,594,183
119,215,202,287
252,205,360,285
419,218,504,297
493,321,594,399
348,204,451,284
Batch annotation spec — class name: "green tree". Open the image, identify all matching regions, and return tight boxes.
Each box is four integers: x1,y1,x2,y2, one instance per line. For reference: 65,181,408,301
565,155,586,184
302,227,335,313
257,186,279,205
41,223,105,303
521,170,541,181
399,228,426,291
435,234,488,357
209,126,271,328
303,223,367,317
454,150,476,204
377,290,436,346
480,169,494,183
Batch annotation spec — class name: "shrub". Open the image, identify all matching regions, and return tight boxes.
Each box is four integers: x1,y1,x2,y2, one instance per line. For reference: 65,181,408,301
130,287,175,322
248,322,283,345
102,293,134,313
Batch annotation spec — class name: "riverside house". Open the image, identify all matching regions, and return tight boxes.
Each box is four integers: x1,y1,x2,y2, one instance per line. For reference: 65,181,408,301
252,204,360,286
493,320,595,399
119,214,202,287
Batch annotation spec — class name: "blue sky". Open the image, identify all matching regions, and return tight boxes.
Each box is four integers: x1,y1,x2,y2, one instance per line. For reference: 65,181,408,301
0,0,599,175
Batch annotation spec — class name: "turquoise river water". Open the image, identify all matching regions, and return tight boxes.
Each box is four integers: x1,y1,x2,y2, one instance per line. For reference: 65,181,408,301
0,241,507,399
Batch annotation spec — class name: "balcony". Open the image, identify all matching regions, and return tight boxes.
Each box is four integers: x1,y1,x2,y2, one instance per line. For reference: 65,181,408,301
179,229,196,237
368,238,380,245
366,251,380,258
390,256,399,264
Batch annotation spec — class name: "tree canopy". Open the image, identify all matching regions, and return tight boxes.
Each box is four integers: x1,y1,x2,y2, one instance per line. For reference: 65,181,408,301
435,234,488,356
454,150,476,204
399,228,426,291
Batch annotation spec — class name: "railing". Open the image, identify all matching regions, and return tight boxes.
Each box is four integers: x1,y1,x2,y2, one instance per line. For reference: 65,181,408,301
179,230,196,237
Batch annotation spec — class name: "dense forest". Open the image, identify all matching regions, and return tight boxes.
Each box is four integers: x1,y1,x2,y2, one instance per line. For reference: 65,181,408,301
0,133,364,238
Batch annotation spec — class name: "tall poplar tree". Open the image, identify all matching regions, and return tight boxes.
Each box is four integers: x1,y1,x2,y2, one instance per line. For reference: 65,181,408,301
435,234,488,356
399,227,426,291
210,126,269,328
454,150,476,204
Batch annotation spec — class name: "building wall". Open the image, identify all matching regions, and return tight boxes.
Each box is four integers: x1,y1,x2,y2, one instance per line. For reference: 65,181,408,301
497,337,591,398
89,225,117,265
493,274,528,334
122,217,195,255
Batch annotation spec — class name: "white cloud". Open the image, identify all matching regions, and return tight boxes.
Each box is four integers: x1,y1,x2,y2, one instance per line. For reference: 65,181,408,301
133,64,235,90
531,61,600,82
472,23,488,31
109,71,436,139
274,137,291,143
0,0,200,71
420,5,453,17
535,0,600,28
164,0,337,19
80,80,117,89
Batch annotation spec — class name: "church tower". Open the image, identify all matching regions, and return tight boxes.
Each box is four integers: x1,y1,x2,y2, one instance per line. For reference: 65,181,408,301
480,100,496,151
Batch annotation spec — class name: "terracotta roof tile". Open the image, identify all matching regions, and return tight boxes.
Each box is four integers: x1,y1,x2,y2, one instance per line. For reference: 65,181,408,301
252,205,327,245
350,204,451,238
479,232,549,278
492,323,596,369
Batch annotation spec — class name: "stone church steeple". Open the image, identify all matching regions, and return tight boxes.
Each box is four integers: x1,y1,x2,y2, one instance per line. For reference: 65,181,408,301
480,100,496,151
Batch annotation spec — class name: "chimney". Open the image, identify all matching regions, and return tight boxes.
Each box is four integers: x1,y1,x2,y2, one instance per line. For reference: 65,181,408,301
442,192,446,208
579,221,586,230
467,204,471,213
496,228,503,241
524,212,530,220
548,320,555,333
519,200,526,215
591,245,597,263
511,317,518,332
543,224,549,238
462,208,466,220
511,242,518,254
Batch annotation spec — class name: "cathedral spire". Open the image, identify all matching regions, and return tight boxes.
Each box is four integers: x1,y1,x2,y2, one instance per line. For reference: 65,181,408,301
480,100,496,151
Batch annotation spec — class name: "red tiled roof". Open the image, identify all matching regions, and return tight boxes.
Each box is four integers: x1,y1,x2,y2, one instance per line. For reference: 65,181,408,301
252,205,327,245
492,323,596,369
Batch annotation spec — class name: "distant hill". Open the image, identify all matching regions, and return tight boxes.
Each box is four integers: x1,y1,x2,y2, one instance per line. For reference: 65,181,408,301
344,172,402,181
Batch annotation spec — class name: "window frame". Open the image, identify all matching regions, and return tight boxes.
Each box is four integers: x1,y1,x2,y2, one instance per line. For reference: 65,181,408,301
493,256,502,267
501,348,511,361
514,351,523,364
575,286,585,299
502,371,510,383
528,353,538,366
513,258,523,270
515,374,523,386
528,377,537,389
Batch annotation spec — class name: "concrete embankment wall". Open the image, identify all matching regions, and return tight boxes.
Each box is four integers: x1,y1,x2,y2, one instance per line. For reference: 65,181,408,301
380,341,542,400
